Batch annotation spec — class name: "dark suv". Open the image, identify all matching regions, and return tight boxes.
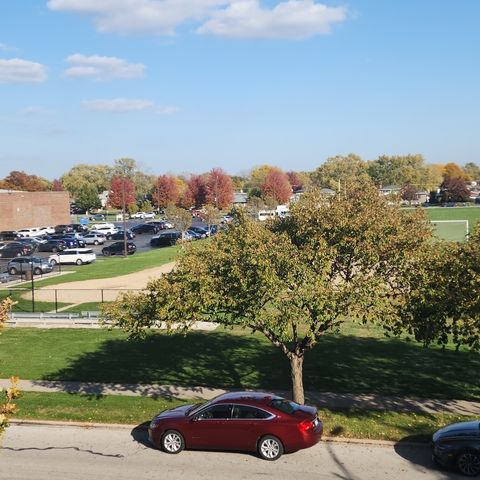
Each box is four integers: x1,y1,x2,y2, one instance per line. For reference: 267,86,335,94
54,224,74,234
150,231,182,247
0,242,35,258
102,241,137,256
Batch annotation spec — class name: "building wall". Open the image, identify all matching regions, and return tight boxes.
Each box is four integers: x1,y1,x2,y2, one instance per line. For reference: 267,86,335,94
0,191,71,231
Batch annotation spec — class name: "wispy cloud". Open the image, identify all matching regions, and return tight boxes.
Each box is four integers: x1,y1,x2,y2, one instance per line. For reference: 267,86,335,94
64,54,145,80
0,42,17,51
47,0,347,39
81,98,179,114
0,58,47,83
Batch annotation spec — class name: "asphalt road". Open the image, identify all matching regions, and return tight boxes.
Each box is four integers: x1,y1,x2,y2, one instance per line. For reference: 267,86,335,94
0,424,462,480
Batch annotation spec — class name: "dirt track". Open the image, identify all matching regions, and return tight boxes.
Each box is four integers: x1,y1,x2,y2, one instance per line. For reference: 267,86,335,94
28,262,176,305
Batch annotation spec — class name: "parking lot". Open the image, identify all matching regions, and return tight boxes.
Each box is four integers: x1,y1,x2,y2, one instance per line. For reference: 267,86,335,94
0,218,208,282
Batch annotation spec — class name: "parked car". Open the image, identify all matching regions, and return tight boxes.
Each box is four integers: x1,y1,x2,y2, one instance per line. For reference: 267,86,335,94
89,225,118,239
148,391,323,461
17,237,47,247
89,213,105,221
102,241,136,256
37,226,55,235
188,226,210,238
54,224,74,234
70,223,89,233
49,248,97,266
0,242,35,258
0,231,20,241
15,227,43,238
130,212,146,219
80,233,106,245
48,236,84,249
143,212,155,219
131,223,159,235
186,229,202,240
432,420,480,476
147,221,174,230
150,231,182,247
7,256,53,275
37,239,67,253
110,230,135,240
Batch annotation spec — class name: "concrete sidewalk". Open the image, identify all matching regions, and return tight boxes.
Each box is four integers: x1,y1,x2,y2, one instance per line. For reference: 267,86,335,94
2,378,480,416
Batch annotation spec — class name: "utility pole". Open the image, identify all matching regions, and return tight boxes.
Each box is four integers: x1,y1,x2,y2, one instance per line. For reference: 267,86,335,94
122,176,128,257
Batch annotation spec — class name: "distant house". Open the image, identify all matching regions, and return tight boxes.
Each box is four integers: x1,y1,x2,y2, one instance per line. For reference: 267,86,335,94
233,192,248,207
98,190,109,207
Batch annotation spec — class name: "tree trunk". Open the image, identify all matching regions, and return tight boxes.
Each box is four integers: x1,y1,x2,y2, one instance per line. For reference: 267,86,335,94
289,354,305,404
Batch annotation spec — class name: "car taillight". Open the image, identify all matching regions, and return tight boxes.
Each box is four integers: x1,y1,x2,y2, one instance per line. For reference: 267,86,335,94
298,419,314,432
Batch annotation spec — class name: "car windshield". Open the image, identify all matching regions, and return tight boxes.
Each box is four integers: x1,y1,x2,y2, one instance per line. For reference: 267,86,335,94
269,398,300,415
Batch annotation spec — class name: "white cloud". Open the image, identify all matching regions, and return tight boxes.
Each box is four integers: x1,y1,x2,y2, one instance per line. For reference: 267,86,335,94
81,98,178,113
0,58,47,83
198,0,347,39
48,0,227,35
64,54,145,80
47,0,347,39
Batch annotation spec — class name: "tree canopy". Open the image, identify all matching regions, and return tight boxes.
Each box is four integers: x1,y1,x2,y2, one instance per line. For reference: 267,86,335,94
102,181,431,403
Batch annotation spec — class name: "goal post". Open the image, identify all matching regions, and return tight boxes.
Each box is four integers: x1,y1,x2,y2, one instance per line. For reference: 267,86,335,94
430,220,469,242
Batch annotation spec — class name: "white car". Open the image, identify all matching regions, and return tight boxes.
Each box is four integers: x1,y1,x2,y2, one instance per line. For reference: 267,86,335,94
143,212,155,219
130,212,145,219
49,248,97,266
38,226,55,235
90,225,118,239
15,227,43,238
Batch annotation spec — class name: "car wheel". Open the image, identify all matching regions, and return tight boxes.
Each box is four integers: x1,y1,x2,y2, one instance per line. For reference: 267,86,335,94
9,267,17,275
50,259,58,266
457,451,480,476
258,435,284,461
103,250,111,257
93,240,99,245
75,259,83,266
161,430,185,454
33,267,42,275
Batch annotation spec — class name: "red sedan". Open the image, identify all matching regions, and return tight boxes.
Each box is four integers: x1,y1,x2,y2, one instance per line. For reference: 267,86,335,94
148,391,323,460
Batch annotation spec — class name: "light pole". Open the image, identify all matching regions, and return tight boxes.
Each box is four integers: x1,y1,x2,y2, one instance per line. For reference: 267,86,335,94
122,176,128,257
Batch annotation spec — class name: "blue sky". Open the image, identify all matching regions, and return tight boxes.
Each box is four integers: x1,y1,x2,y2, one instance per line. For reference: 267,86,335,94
0,0,479,180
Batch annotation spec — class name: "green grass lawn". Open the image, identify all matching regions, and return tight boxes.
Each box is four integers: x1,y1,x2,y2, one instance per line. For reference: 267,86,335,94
32,246,179,288
425,206,480,241
12,392,477,442
1,324,479,401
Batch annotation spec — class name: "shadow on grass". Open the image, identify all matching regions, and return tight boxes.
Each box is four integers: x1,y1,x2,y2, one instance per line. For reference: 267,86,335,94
40,330,480,401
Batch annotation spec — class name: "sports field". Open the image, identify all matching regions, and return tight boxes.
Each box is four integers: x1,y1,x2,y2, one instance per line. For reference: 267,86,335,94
411,205,480,241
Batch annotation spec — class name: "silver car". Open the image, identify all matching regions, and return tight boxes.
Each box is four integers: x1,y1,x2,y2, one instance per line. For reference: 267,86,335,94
7,256,53,275
81,233,106,245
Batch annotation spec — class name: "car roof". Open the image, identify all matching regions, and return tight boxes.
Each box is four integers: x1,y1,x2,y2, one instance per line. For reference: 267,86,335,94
211,391,278,405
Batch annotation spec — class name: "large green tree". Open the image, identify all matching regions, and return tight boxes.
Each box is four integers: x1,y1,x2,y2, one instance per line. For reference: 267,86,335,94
61,164,112,198
312,154,368,191
103,182,431,404
75,184,102,212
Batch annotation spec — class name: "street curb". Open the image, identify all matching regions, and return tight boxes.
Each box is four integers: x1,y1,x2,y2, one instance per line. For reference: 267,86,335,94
9,418,429,447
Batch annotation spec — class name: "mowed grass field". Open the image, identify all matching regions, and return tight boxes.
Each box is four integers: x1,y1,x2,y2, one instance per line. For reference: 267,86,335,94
1,323,479,401
423,205,480,241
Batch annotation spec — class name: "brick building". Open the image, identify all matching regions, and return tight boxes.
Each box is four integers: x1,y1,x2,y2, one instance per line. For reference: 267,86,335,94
0,190,71,231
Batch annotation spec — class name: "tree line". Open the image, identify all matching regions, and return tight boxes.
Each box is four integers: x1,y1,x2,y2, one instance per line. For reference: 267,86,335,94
1,154,479,212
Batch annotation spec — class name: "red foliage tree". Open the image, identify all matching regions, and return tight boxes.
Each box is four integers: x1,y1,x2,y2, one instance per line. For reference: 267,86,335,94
206,168,234,209
108,175,136,209
286,171,303,192
183,175,208,209
2,170,50,191
51,179,64,191
153,175,180,208
440,176,470,202
261,168,292,204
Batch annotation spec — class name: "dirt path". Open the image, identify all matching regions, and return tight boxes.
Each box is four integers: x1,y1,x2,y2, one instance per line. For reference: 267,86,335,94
29,262,176,304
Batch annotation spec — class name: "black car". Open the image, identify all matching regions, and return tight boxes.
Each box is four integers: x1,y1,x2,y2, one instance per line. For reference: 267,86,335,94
37,239,67,252
432,420,480,476
70,223,89,233
0,231,19,241
102,241,137,256
150,231,182,247
110,230,135,240
54,224,74,234
131,223,159,234
0,242,35,258
188,226,210,238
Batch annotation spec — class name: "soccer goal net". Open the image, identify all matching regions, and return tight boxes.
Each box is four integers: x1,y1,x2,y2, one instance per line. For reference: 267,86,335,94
430,220,470,242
